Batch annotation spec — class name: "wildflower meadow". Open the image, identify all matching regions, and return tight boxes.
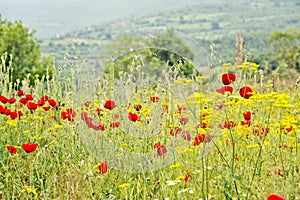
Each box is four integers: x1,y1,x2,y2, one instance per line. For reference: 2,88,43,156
0,30,299,200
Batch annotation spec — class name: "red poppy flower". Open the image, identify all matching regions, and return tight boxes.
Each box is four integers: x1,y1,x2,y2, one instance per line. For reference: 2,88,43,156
279,144,288,149
216,86,233,95
253,126,270,136
61,112,68,120
37,99,45,106
80,112,89,121
17,90,24,96
41,95,49,101
96,161,108,174
84,101,91,107
181,131,191,141
67,108,76,121
170,127,182,136
162,104,168,113
25,94,34,101
219,120,236,129
128,112,140,121
153,142,167,158
89,122,105,131
0,96,8,104
48,99,57,107
8,98,16,104
19,97,28,105
241,120,251,127
42,106,51,111
135,104,142,111
184,174,190,183
1,107,11,115
193,134,214,146
7,146,17,154
18,111,23,118
150,96,159,102
22,143,38,153
239,86,253,99
27,102,38,110
61,108,76,122
267,194,285,200
10,111,18,120
85,117,93,126
197,121,208,129
281,125,293,133
193,134,205,146
235,156,239,161
243,111,252,120
114,114,120,119
110,121,120,128
222,73,236,85
201,113,209,118
179,117,189,125
104,100,117,110
178,107,187,115
95,108,102,116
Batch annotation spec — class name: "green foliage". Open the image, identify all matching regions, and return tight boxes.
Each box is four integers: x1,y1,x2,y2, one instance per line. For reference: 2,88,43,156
103,28,195,79
149,28,195,75
268,29,300,72
0,15,53,85
252,29,300,76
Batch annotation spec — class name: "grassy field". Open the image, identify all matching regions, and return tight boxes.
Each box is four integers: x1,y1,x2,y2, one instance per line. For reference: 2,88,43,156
1,46,299,199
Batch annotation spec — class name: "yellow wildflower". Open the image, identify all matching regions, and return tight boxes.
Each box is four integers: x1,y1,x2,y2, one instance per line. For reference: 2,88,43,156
33,116,43,120
6,120,17,127
169,163,182,169
21,188,37,195
54,124,63,129
222,63,231,67
119,183,131,188
174,176,185,182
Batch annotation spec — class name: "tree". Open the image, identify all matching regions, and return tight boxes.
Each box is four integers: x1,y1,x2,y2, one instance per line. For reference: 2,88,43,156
103,28,196,79
267,29,300,73
0,15,53,85
149,28,195,76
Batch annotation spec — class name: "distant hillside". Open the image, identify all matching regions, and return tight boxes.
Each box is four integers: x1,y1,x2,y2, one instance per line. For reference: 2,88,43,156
0,0,217,38
39,0,300,65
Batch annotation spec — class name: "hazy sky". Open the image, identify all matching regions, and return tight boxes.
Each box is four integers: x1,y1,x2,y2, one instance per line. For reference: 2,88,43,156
0,0,212,38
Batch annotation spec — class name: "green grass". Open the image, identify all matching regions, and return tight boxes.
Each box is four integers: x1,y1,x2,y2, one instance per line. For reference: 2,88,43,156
0,48,299,199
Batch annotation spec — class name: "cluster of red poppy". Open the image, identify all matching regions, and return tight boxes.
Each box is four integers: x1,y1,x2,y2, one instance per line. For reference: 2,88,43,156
252,126,270,136
61,108,76,122
281,125,293,133
1,90,80,155
7,143,38,154
81,97,162,132
0,90,60,120
193,134,214,146
241,111,253,127
169,127,182,136
216,73,254,99
218,120,237,129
